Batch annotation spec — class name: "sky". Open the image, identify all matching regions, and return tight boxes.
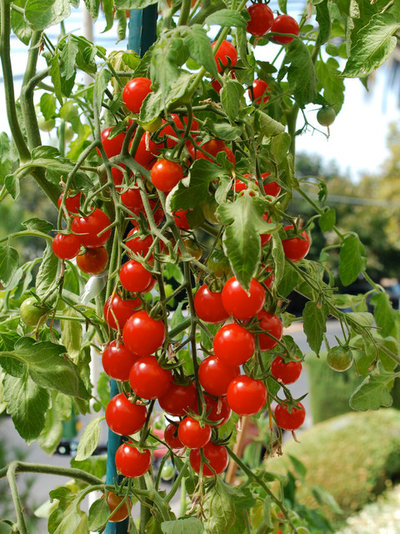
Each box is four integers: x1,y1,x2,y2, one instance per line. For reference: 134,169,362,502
1,2,399,183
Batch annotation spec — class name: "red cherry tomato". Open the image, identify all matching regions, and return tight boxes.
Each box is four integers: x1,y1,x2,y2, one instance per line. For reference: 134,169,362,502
104,294,141,331
260,213,272,247
115,443,151,478
263,180,281,197
120,187,144,214
120,260,153,293
151,159,184,193
173,209,190,230
227,375,267,416
282,225,310,262
123,77,152,114
159,381,198,416
72,209,111,249
194,285,229,324
102,340,139,381
164,424,184,449
178,417,211,449
76,247,108,275
190,442,229,476
212,40,238,72
131,132,162,170
129,355,172,399
275,402,305,430
123,311,165,356
204,394,231,426
249,79,271,105
58,192,81,215
271,14,300,44
99,127,126,158
105,393,147,436
52,233,81,260
111,166,125,187
247,3,274,36
126,230,153,257
271,356,302,384
222,276,265,320
257,310,283,351
198,355,240,396
213,323,255,367
159,115,199,147
106,491,131,523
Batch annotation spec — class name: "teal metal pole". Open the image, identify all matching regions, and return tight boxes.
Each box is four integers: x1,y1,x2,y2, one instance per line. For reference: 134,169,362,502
105,8,158,534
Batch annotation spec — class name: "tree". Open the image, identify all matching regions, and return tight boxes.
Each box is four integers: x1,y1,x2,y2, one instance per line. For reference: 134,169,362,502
0,1,400,533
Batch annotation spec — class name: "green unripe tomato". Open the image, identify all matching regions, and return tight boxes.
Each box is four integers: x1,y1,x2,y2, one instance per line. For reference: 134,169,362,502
317,106,336,127
59,101,78,122
202,198,220,225
20,297,48,327
160,461,175,481
207,250,231,278
327,346,353,372
38,117,56,132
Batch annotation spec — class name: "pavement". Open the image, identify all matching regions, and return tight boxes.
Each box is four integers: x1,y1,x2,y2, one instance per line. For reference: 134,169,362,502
0,320,343,530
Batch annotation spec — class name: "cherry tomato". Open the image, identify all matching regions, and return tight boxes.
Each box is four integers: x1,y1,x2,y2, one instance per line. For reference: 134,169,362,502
106,491,131,523
58,192,81,215
282,225,310,262
199,355,240,397
76,247,108,275
213,323,255,367
164,424,184,449
129,355,172,399
120,260,153,293
317,106,336,127
271,14,300,45
263,179,281,197
204,394,231,426
123,311,165,356
275,402,305,431
222,276,265,320
120,187,144,214
100,127,126,158
207,250,231,278
123,77,152,114
131,132,162,170
194,285,229,324
106,393,147,436
271,356,302,384
181,238,202,261
174,209,190,230
227,375,267,416
178,417,211,449
115,443,151,478
327,346,353,372
52,233,81,260
249,79,271,105
212,40,238,72
159,115,199,147
151,159,183,193
247,3,274,36
159,382,198,416
20,297,48,327
102,340,139,381
111,166,125,187
257,310,283,351
126,229,153,257
190,442,228,476
260,213,272,247
104,294,141,331
72,209,111,249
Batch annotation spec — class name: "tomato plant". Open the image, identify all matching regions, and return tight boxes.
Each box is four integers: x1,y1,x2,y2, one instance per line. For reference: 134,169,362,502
0,1,398,532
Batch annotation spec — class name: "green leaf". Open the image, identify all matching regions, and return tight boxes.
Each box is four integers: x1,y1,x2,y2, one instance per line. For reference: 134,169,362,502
371,292,400,338
0,245,19,286
70,455,107,479
36,242,59,298
339,234,366,286
75,416,103,461
0,337,90,399
288,454,307,478
350,372,394,410
170,159,222,211
218,195,277,290
319,208,336,232
50,55,63,104
302,301,327,354
83,0,100,20
315,0,331,46
53,501,88,534
25,0,71,30
277,261,299,297
22,217,53,233
40,93,57,120
253,110,285,138
115,0,157,7
205,9,247,28
221,80,244,123
311,485,343,516
185,26,218,78
4,173,20,199
270,132,291,164
161,518,203,534
60,35,79,81
37,392,69,454
271,234,285,288
202,119,242,141
11,0,33,44
280,39,318,107
32,146,60,159
343,13,400,78
3,373,49,441
203,479,236,534
61,309,82,360
94,69,112,114
278,0,287,13
88,497,110,531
